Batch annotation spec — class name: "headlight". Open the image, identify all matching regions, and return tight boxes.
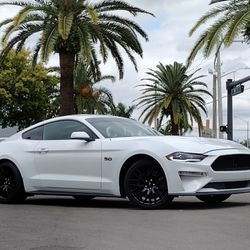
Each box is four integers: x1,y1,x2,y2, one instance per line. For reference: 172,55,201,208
166,152,207,162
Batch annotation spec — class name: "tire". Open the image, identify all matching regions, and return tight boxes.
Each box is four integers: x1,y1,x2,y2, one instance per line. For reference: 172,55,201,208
124,159,173,209
196,194,231,204
0,162,26,204
73,195,95,202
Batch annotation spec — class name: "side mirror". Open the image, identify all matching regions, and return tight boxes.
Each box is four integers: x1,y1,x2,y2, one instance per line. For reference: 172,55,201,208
70,132,94,142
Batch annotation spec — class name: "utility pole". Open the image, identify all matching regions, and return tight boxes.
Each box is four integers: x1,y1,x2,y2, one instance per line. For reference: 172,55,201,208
247,121,249,148
212,73,217,138
216,50,223,139
154,82,158,130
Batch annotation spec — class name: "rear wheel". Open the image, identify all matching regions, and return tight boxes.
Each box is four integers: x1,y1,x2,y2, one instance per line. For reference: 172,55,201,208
124,159,173,209
196,194,231,204
0,162,26,204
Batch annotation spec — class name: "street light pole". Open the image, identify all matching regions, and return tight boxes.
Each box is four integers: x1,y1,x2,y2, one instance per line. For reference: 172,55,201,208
208,69,218,138
216,50,223,139
212,73,217,138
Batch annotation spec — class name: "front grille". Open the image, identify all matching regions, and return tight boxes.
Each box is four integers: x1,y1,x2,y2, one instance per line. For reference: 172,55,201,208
211,154,250,171
204,181,250,190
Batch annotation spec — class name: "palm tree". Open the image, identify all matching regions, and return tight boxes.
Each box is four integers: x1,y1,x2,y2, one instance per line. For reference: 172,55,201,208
111,102,135,118
187,0,250,65
76,86,115,114
74,57,115,114
136,62,211,135
0,0,153,115
159,120,193,136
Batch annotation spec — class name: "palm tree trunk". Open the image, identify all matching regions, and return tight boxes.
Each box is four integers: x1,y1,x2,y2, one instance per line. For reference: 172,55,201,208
170,113,179,135
179,124,183,136
59,51,75,115
172,123,179,135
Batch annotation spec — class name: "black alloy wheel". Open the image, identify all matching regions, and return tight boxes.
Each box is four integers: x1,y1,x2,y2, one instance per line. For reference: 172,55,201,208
0,162,26,204
196,194,231,204
124,159,173,209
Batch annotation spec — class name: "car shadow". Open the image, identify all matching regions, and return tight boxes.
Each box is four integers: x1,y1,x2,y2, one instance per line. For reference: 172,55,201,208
23,196,250,210
25,196,133,209
167,200,250,210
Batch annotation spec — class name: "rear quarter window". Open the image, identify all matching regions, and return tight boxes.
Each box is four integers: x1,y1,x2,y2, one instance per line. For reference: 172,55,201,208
22,126,43,140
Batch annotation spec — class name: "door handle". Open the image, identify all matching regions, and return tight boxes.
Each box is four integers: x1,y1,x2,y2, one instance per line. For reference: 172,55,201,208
39,148,49,154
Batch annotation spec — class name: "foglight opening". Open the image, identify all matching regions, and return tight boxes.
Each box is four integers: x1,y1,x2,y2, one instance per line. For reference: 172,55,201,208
179,171,208,177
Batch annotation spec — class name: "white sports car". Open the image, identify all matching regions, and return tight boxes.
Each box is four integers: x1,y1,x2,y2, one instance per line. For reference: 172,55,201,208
0,115,250,209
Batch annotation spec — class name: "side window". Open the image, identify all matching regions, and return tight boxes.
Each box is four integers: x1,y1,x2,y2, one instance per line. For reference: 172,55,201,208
43,120,96,140
22,126,43,140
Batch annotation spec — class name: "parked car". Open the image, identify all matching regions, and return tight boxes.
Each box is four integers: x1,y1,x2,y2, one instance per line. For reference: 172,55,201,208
0,115,250,209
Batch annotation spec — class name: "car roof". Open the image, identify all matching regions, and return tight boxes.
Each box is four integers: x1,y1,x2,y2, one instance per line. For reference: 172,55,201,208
9,114,129,139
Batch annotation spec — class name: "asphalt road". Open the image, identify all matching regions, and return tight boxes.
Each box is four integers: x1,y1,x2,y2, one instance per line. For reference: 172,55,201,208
0,194,249,250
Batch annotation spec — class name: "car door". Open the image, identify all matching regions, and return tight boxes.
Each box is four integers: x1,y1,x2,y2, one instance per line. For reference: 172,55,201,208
33,120,102,192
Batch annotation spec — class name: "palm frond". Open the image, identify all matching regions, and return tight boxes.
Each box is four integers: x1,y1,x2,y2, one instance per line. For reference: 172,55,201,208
99,14,149,40
86,6,99,23
0,1,30,7
189,6,229,36
224,9,250,44
13,5,34,26
0,18,13,29
58,11,74,40
189,0,250,64
204,17,232,56
32,41,42,67
210,0,230,4
94,0,154,17
41,25,58,61
187,32,209,66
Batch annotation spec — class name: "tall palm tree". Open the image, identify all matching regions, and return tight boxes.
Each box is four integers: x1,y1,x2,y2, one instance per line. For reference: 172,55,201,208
0,0,153,115
111,102,135,118
188,0,250,65
136,62,211,135
74,57,115,114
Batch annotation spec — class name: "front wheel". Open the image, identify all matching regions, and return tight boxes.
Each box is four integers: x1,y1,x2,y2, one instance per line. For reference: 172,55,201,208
0,162,26,204
196,194,231,204
124,159,173,209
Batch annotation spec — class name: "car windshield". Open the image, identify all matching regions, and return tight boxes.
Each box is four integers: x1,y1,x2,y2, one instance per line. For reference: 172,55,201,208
86,117,161,138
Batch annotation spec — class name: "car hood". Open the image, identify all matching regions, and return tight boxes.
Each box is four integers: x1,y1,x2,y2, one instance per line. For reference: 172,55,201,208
118,136,249,154
158,136,249,154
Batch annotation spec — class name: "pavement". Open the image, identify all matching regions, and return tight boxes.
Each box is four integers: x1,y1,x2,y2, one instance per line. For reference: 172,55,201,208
0,194,249,250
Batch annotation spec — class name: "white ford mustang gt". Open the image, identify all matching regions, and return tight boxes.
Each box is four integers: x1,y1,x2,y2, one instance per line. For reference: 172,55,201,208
0,115,250,209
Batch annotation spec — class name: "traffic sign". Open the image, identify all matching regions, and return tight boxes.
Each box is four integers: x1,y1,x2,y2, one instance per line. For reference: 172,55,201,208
220,125,227,133
231,84,244,96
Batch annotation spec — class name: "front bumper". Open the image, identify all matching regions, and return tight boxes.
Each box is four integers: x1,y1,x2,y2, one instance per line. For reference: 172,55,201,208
162,149,250,196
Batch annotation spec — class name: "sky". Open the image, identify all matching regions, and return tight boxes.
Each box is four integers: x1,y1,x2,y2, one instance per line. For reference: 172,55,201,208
0,0,250,141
